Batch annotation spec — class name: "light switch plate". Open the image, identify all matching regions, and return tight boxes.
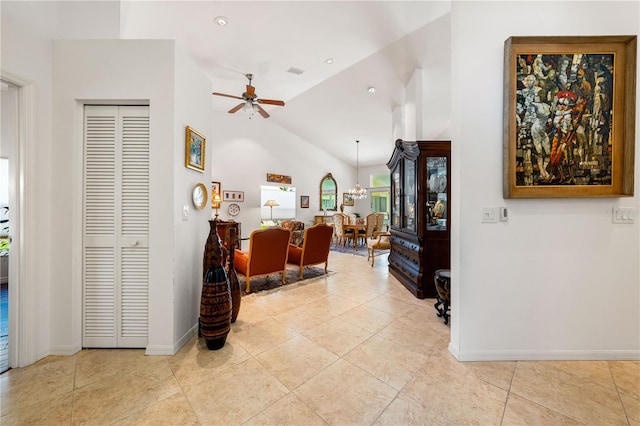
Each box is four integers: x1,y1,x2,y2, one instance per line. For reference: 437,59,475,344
612,207,635,224
182,205,189,221
481,207,498,223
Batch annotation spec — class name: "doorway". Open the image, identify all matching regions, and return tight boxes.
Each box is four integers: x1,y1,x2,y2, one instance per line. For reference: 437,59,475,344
1,79,19,373
0,158,8,373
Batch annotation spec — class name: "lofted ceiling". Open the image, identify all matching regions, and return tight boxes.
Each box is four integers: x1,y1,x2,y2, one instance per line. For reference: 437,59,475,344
120,1,451,167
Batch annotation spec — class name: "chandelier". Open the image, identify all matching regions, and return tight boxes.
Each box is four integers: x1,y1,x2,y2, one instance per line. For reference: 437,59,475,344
348,140,367,200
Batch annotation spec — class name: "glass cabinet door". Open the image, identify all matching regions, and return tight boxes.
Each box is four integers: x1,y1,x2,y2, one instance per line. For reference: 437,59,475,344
403,158,416,231
391,164,401,228
426,156,447,231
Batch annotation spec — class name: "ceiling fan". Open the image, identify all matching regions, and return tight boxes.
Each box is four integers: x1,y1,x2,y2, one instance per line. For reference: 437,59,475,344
212,73,285,118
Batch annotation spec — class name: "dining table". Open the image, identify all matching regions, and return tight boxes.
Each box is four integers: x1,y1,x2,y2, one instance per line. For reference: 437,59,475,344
343,223,367,250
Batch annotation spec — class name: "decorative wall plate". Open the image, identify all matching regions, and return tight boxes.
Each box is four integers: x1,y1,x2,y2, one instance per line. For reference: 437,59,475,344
429,174,437,191
192,183,208,210
437,175,447,193
228,203,240,217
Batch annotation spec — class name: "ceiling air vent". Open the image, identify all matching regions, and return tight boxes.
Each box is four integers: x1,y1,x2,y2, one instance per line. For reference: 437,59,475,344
286,67,305,75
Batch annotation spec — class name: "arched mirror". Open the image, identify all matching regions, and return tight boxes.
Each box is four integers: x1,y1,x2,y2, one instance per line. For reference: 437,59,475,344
319,173,338,211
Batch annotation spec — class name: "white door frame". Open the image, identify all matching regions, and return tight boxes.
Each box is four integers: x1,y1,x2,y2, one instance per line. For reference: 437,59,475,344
1,72,38,368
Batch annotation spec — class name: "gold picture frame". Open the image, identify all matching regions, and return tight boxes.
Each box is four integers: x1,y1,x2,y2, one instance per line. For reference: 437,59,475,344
503,35,636,198
343,192,354,206
185,126,206,172
211,181,221,208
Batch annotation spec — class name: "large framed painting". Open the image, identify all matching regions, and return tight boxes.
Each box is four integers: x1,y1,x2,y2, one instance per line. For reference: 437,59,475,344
185,126,206,172
503,35,636,198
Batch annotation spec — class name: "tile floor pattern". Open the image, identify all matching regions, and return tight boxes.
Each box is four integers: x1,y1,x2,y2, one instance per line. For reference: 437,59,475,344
1,252,638,425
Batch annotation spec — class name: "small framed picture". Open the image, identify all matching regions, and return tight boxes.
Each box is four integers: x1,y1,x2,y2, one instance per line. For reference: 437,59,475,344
223,190,244,202
211,181,221,208
300,195,309,208
185,126,205,172
267,173,292,184
343,193,354,206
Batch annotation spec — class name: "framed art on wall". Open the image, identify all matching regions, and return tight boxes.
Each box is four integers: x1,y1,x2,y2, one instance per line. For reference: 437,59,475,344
300,195,309,208
223,190,244,202
503,35,636,198
343,193,354,206
267,173,292,184
211,181,221,208
185,126,206,172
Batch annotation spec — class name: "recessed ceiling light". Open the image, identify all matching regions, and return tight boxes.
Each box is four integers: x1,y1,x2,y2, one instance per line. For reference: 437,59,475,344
214,16,229,26
325,58,335,64
368,87,376,93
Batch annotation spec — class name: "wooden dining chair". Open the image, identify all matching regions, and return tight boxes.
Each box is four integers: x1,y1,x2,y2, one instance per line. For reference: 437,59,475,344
362,213,377,246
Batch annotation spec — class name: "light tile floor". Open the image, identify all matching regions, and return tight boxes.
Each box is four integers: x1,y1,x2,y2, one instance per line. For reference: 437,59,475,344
1,252,638,425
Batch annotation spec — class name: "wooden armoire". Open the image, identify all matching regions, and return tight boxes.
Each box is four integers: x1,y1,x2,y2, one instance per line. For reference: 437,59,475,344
386,139,451,299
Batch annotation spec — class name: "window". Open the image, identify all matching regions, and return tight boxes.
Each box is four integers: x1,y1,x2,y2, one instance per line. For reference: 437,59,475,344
369,172,390,225
260,185,296,220
370,173,390,188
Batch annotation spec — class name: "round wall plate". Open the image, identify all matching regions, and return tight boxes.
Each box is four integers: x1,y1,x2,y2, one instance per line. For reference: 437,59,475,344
192,183,208,210
437,175,447,193
228,203,240,217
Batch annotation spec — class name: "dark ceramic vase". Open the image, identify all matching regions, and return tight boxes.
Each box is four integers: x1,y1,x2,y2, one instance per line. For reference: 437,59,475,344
200,266,232,350
227,227,242,323
200,219,231,350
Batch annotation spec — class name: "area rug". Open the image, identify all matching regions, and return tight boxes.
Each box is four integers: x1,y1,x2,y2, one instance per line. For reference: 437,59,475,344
237,266,334,295
329,244,368,257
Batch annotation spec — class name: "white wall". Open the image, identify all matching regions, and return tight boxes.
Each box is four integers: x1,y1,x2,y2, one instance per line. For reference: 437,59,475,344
1,0,58,365
56,0,120,39
450,1,640,360
172,46,214,350
420,13,452,141
52,39,199,355
209,113,355,240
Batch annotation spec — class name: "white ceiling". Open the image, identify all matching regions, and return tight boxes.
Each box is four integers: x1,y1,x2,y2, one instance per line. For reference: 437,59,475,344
120,1,451,167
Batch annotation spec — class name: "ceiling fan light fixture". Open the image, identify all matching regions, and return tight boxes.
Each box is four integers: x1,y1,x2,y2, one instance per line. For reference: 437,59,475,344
214,16,229,26
212,73,284,119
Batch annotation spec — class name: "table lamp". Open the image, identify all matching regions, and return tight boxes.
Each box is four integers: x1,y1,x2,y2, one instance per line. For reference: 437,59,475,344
264,199,279,220
212,194,222,219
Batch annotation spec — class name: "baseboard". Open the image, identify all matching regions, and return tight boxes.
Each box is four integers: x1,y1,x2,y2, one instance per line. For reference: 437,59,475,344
48,345,82,356
145,324,198,356
454,349,640,361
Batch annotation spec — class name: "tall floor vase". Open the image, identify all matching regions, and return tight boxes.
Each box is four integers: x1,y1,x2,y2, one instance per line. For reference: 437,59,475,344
200,220,231,350
227,227,242,323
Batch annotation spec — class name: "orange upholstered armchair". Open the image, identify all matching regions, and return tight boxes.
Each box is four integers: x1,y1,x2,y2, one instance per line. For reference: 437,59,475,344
287,224,334,279
234,227,291,293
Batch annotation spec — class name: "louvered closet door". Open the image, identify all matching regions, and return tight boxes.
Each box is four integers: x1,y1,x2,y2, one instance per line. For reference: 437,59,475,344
83,105,149,348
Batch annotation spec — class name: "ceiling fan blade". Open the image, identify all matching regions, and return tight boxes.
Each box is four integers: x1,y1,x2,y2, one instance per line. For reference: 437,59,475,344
228,103,245,114
212,92,244,100
257,98,285,106
245,84,255,98
256,105,270,118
